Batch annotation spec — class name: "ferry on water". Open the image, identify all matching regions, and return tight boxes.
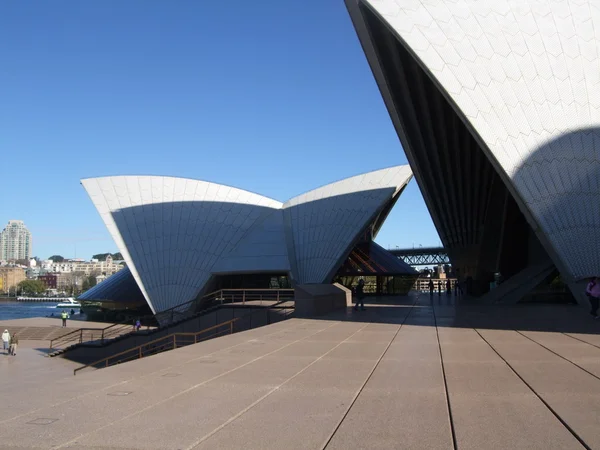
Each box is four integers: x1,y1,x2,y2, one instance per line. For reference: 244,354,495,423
56,298,82,308
16,296,82,308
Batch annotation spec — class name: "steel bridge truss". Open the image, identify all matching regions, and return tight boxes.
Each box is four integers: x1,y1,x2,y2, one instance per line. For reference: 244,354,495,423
388,247,449,266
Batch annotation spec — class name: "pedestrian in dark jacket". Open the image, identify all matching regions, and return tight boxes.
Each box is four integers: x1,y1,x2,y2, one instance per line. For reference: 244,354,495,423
9,334,18,356
354,279,366,311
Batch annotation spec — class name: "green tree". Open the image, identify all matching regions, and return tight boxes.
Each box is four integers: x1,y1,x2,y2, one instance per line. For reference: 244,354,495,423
82,275,97,292
92,253,110,261
18,279,46,295
49,255,65,263
112,252,123,260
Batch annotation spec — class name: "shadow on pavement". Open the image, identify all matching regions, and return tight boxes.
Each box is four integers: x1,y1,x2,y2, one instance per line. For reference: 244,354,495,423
313,293,600,335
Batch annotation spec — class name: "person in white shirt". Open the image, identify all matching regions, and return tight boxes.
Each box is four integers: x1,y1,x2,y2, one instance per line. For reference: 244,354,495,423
2,329,10,354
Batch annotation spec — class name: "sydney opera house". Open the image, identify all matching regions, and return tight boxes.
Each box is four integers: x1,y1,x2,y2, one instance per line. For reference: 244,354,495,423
83,0,600,312
79,166,417,315
345,0,600,301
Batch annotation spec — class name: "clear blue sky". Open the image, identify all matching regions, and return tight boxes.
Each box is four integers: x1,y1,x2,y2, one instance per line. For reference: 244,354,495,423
0,0,439,260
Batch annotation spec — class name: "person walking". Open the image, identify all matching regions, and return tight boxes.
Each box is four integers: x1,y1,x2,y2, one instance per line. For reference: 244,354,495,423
2,329,10,354
585,277,600,319
428,279,434,296
354,279,366,311
454,279,463,297
9,334,18,356
446,279,452,296
61,310,68,327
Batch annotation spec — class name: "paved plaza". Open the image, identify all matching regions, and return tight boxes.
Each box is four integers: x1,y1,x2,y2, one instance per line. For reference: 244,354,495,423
1,294,600,449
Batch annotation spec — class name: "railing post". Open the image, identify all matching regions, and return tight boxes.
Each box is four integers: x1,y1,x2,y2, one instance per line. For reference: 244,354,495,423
139,346,142,359
173,334,176,349
277,290,280,302
230,321,233,334
243,290,245,305
79,329,83,344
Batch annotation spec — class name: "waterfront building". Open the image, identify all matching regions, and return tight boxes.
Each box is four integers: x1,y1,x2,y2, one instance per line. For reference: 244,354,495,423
345,0,600,301
38,273,58,289
42,254,123,276
0,267,26,293
80,166,417,314
0,220,32,261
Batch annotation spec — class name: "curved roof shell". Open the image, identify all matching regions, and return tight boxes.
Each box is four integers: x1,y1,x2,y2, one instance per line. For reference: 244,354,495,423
82,166,412,313
346,0,600,281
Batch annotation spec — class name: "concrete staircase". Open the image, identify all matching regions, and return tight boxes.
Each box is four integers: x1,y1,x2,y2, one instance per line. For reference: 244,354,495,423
58,302,294,366
481,261,556,305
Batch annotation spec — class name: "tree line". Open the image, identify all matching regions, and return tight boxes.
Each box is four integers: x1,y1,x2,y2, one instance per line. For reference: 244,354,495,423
47,252,123,263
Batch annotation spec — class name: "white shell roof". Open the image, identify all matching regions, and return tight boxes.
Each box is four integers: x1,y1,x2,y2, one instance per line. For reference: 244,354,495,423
351,0,600,280
82,166,412,312
283,165,413,284
81,176,282,313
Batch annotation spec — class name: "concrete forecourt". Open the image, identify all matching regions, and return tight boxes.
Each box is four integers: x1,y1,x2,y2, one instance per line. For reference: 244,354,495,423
1,295,600,449
3,1,600,449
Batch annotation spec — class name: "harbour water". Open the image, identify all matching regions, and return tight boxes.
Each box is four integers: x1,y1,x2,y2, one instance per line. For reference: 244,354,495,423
0,300,62,321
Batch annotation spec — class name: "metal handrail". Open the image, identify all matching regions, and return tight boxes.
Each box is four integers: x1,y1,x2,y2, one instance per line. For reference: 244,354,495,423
51,288,292,350
73,298,295,375
74,319,238,375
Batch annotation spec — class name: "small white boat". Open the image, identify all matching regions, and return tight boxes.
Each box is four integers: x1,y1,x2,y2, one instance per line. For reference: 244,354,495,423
56,298,82,308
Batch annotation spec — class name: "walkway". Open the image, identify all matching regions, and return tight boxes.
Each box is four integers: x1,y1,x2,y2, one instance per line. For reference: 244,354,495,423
0,317,117,341
0,294,599,449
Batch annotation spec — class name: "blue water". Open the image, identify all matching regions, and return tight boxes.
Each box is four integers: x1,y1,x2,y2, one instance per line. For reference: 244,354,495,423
0,302,64,321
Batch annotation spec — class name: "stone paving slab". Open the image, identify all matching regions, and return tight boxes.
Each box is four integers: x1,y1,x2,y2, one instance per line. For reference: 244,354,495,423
480,329,600,449
0,295,600,449
439,328,583,450
521,330,600,377
327,323,452,450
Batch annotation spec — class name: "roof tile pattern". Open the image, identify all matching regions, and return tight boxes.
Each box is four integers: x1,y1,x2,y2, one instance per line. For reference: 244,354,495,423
360,0,600,279
82,166,412,312
283,166,412,284
82,176,281,313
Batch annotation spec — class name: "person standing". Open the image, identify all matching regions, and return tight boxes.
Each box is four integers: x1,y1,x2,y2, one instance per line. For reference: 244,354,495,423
428,279,434,296
585,277,600,319
61,310,68,327
354,279,366,311
455,279,463,296
2,329,10,354
9,334,18,356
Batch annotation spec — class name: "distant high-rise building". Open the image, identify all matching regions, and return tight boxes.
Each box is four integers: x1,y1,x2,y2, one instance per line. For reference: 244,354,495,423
0,220,32,261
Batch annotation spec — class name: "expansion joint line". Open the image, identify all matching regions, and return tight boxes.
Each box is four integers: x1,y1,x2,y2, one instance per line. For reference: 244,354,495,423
0,318,310,427
431,296,458,450
474,329,591,450
320,295,420,450
516,330,600,383
51,320,340,450
562,332,600,351
187,322,373,450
